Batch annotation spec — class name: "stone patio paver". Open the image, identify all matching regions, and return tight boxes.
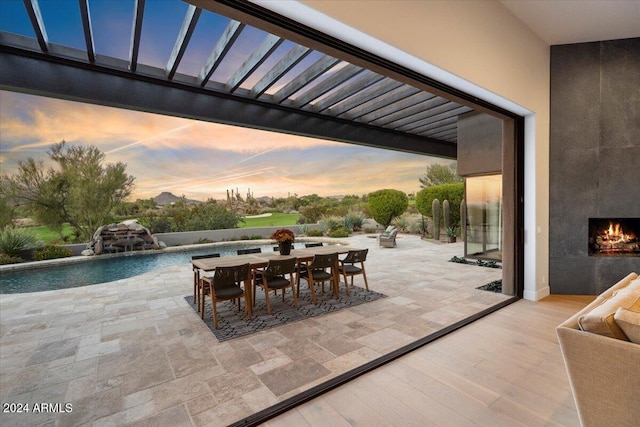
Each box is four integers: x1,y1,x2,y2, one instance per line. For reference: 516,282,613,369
0,234,506,426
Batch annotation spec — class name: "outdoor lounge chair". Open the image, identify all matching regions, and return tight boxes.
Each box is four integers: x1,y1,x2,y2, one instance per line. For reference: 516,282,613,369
378,226,398,247
202,263,251,329
339,249,369,292
253,257,298,314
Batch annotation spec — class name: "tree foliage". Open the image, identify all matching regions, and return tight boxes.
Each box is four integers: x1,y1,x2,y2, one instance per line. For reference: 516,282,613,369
183,200,240,231
415,183,464,228
367,189,408,227
419,163,462,188
1,142,135,242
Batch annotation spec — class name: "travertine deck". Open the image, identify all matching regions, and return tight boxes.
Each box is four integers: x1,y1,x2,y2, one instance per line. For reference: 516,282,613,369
1,234,506,426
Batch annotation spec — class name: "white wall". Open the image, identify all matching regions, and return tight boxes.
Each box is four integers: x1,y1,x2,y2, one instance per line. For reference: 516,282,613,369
254,0,551,300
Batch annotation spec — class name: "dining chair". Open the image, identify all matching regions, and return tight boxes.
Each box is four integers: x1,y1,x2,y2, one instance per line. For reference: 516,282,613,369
339,249,369,293
298,252,338,304
237,248,262,255
191,253,220,310
253,257,298,314
201,263,251,329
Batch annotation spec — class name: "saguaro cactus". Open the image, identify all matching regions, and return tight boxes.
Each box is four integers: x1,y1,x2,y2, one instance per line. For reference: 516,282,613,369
443,199,450,231
432,198,440,240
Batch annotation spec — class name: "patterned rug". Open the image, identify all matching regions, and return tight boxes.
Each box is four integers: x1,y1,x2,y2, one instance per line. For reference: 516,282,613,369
185,285,386,341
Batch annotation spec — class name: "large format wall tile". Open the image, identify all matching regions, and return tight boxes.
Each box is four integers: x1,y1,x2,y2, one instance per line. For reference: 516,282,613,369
549,38,640,295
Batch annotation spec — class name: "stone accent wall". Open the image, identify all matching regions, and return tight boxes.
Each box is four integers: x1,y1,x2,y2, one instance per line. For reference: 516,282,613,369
549,38,640,295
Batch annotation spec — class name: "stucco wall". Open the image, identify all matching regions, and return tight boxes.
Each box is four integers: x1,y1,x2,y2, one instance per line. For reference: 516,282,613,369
261,0,551,299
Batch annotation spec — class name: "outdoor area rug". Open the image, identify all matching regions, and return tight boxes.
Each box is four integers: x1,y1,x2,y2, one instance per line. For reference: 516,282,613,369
185,285,387,341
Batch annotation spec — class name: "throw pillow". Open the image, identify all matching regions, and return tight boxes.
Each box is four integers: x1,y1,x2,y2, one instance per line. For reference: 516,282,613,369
578,286,640,340
614,307,640,344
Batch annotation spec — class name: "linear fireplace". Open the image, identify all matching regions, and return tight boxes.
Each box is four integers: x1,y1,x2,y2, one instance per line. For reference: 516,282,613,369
588,218,640,256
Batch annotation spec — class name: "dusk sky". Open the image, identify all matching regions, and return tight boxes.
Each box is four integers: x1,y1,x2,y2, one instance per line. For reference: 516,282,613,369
0,0,454,201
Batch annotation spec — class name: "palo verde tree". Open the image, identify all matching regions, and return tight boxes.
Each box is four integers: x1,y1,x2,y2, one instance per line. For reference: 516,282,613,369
3,141,135,242
367,189,408,227
418,163,462,188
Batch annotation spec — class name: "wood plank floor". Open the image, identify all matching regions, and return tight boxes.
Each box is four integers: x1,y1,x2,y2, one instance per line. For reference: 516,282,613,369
264,295,595,427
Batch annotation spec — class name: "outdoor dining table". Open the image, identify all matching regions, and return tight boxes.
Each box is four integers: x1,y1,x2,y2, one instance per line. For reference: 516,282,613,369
191,245,358,317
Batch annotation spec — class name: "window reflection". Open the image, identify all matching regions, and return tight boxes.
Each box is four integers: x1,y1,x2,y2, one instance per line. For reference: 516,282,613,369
465,175,502,261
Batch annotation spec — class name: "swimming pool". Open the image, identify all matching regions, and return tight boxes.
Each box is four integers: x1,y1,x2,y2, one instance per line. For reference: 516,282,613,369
0,242,324,294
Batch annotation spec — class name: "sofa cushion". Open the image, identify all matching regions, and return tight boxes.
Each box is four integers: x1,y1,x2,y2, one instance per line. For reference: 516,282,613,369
578,284,640,340
614,306,640,344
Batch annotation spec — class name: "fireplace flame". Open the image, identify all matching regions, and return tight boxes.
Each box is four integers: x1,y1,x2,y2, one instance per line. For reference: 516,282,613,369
602,221,634,244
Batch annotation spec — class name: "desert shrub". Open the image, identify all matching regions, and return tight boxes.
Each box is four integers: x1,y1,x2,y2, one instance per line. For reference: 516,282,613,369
321,215,343,233
328,227,350,238
363,227,377,234
415,183,464,228
0,253,24,265
367,189,408,227
305,228,324,237
392,215,409,232
0,227,37,257
33,245,73,261
344,213,365,231
299,204,327,223
298,224,310,234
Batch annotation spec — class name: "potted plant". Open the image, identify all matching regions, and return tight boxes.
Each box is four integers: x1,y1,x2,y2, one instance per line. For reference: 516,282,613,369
446,226,457,243
271,228,295,255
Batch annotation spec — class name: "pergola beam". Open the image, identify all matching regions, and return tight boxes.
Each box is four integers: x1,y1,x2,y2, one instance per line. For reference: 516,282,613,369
22,0,48,52
312,71,385,112
360,92,436,125
294,63,364,108
386,102,462,130
363,92,449,126
78,0,95,62
399,106,472,133
0,48,457,159
250,44,310,98
129,0,145,72
225,34,283,92
197,19,245,87
326,78,402,116
273,54,340,103
345,85,421,120
166,5,202,79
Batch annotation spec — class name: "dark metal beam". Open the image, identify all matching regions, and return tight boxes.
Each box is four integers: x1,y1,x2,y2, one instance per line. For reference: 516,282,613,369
166,5,202,80
78,0,95,62
129,0,145,72
22,0,48,52
0,47,456,159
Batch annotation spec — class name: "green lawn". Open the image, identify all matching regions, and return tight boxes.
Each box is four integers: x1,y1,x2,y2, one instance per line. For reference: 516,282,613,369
27,223,75,244
21,213,299,243
239,213,300,228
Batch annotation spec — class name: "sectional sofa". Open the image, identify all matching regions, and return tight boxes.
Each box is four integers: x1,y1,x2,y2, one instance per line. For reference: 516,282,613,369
556,272,640,426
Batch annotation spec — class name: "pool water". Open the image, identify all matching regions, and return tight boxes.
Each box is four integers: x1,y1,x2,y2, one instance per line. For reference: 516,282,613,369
0,243,313,294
